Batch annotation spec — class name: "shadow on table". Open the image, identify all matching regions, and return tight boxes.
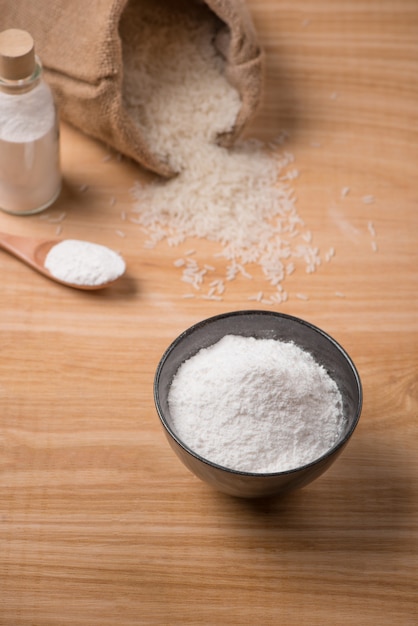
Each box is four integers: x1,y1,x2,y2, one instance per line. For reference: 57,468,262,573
218,434,416,555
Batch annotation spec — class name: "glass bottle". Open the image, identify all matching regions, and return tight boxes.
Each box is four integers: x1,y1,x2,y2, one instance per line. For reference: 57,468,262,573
0,28,61,215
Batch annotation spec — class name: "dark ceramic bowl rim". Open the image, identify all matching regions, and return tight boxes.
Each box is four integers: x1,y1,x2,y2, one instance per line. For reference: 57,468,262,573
154,310,363,478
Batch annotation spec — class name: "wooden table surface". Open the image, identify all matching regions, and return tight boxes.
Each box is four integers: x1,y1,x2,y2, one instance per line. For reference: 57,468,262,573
1,1,417,624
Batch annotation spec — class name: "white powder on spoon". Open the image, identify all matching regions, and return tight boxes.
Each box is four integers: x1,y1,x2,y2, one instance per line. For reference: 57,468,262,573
44,239,126,286
168,335,345,473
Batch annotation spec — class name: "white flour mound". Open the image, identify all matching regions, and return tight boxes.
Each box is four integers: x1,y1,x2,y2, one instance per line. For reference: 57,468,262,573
168,335,345,473
44,239,126,286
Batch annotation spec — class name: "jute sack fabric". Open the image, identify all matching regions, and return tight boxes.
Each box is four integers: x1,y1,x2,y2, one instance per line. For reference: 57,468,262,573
1,0,264,177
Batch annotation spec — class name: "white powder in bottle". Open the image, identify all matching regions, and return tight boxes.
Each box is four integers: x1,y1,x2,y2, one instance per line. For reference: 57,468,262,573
0,30,61,215
44,239,126,286
168,335,345,473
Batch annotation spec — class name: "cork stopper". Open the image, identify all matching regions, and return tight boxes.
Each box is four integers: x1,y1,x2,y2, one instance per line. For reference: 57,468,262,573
0,29,36,80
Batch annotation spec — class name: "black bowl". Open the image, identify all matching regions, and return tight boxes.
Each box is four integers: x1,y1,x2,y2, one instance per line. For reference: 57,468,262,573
154,310,362,498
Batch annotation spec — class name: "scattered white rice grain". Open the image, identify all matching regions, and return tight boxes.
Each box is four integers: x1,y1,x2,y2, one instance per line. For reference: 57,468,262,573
268,132,289,149
181,261,207,290
40,211,66,223
311,141,322,148
302,231,312,243
181,274,199,288
283,151,295,164
261,299,273,305
102,154,112,162
204,264,215,271
182,293,195,299
209,279,225,295
270,292,283,304
174,258,185,267
283,169,299,181
371,241,378,252
362,195,375,204
368,220,376,237
185,249,196,256
55,211,67,223
55,225,62,236
256,291,264,302
236,263,252,279
269,275,283,287
120,210,127,221
225,264,238,281
301,18,311,27
324,247,335,262
296,293,309,301
201,294,223,301
79,184,89,193
115,230,126,238
341,186,350,198
335,291,345,298
330,92,338,100
50,211,66,224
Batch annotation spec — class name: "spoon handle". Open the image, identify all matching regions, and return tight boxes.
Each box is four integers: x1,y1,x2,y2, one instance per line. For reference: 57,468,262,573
0,231,60,274
0,231,39,263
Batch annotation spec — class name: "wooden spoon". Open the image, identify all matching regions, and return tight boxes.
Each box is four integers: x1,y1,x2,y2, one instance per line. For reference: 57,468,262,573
0,231,126,290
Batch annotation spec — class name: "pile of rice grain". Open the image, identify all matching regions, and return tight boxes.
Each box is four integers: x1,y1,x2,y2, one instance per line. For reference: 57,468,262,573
121,0,321,300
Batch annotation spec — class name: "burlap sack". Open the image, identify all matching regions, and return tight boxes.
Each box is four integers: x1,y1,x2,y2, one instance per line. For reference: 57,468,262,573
1,0,264,177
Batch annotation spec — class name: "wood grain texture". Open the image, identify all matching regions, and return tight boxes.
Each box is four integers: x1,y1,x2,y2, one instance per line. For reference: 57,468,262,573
0,0,417,624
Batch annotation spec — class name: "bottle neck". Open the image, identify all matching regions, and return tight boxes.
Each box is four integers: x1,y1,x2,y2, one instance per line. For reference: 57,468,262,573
0,57,42,95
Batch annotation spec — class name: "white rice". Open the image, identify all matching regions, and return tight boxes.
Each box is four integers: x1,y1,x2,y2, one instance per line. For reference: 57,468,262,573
362,194,375,204
368,220,376,237
121,0,328,299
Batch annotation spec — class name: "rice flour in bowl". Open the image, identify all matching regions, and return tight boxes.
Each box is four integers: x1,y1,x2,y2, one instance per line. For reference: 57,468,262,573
154,310,362,498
